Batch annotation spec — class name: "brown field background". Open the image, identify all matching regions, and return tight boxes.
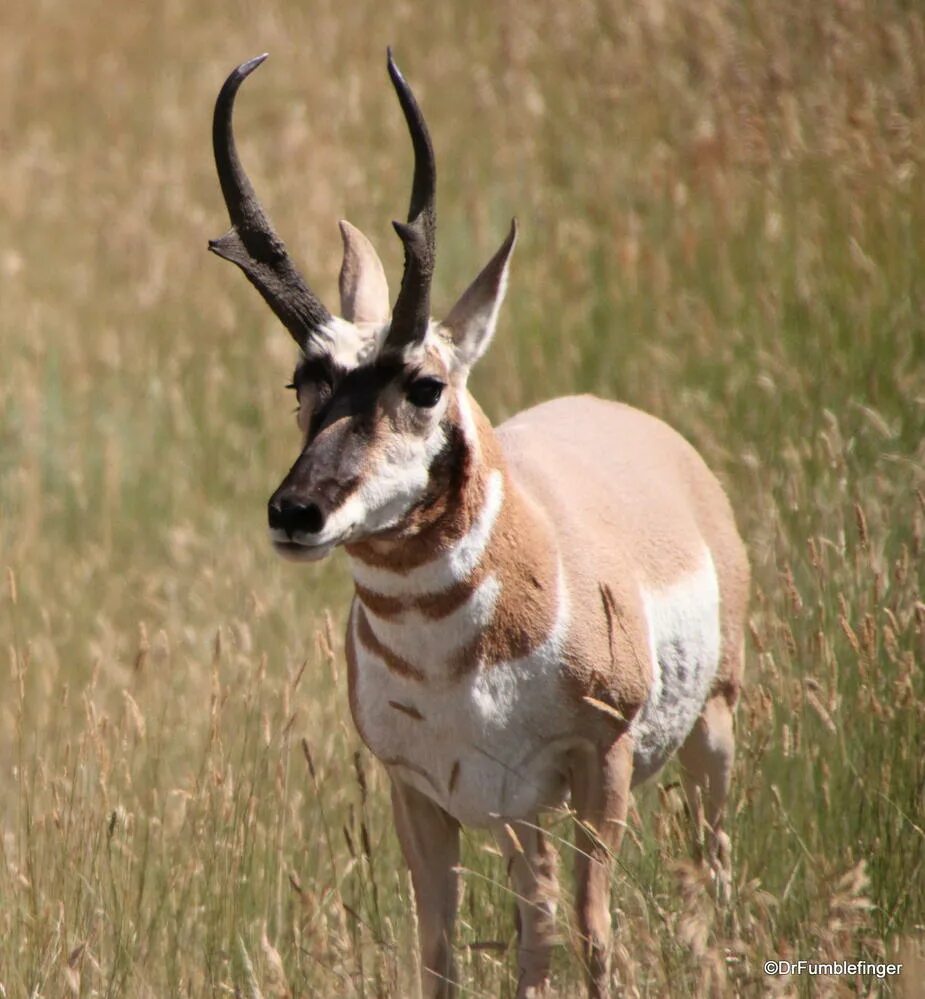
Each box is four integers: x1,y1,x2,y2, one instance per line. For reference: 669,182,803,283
1,0,923,995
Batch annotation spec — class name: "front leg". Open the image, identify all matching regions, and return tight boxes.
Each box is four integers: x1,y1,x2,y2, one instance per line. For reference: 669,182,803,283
569,736,634,999
498,817,559,998
390,777,461,999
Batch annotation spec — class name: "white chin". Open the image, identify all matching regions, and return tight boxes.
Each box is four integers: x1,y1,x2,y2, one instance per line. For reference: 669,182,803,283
272,540,335,563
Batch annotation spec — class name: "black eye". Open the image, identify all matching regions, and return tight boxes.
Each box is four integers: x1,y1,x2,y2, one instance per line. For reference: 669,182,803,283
407,377,445,409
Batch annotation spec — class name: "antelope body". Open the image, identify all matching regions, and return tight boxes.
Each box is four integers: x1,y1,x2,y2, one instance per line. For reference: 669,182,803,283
210,52,749,999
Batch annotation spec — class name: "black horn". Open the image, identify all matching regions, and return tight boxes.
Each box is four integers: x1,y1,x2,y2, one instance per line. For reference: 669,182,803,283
209,54,332,349
386,49,436,350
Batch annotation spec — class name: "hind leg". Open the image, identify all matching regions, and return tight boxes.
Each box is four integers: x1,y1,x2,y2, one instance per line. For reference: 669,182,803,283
677,693,735,894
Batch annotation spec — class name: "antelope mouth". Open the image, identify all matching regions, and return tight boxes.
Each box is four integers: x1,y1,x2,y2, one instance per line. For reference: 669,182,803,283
271,538,336,562
269,516,362,562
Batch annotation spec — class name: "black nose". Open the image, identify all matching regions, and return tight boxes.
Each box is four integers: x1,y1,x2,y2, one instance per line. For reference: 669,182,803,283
268,496,326,537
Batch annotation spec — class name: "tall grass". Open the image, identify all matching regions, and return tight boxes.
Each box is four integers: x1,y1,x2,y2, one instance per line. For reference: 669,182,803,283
1,0,923,994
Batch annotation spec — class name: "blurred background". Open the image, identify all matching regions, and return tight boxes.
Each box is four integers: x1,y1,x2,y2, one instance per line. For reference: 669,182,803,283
1,0,923,995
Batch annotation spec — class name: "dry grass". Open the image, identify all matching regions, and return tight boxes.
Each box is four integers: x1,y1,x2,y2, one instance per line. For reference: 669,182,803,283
1,0,923,995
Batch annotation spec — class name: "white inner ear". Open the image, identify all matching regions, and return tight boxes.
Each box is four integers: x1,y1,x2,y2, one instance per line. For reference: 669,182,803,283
443,220,517,373
339,220,390,325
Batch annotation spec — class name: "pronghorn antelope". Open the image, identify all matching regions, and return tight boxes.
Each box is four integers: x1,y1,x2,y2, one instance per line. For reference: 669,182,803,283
210,51,750,999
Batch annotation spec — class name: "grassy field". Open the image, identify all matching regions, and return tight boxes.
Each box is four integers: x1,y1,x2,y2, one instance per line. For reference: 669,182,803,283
1,0,924,995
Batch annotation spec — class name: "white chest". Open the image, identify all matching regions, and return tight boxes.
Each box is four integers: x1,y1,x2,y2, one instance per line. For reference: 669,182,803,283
347,567,577,827
347,542,723,822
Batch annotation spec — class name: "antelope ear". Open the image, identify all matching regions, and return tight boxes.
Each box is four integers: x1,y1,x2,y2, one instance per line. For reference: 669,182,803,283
443,219,517,371
338,220,390,324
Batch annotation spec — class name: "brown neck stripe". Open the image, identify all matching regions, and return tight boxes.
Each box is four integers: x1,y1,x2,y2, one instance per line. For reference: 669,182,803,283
355,605,426,682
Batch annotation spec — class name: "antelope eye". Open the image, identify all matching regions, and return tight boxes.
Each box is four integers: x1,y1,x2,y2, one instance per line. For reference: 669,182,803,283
406,377,445,409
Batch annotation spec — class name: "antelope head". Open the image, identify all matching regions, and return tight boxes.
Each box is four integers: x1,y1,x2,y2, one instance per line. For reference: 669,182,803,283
210,52,516,562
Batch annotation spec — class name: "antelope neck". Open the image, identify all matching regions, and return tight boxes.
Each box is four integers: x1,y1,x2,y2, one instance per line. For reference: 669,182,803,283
345,402,562,679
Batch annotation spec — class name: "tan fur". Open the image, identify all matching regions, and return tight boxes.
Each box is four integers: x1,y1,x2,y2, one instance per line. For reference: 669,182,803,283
497,395,749,708
224,59,749,996
347,392,748,701
344,388,748,999
678,692,737,894
448,759,461,794
499,819,559,997
389,699,425,721
345,407,565,696
569,735,635,998
391,780,460,997
328,369,748,999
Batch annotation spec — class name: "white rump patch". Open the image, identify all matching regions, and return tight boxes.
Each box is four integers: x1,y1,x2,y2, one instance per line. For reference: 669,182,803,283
348,469,504,595
630,547,721,784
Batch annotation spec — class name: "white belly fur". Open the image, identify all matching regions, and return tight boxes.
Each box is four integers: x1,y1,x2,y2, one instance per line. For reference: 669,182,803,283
351,564,580,827
630,547,722,785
